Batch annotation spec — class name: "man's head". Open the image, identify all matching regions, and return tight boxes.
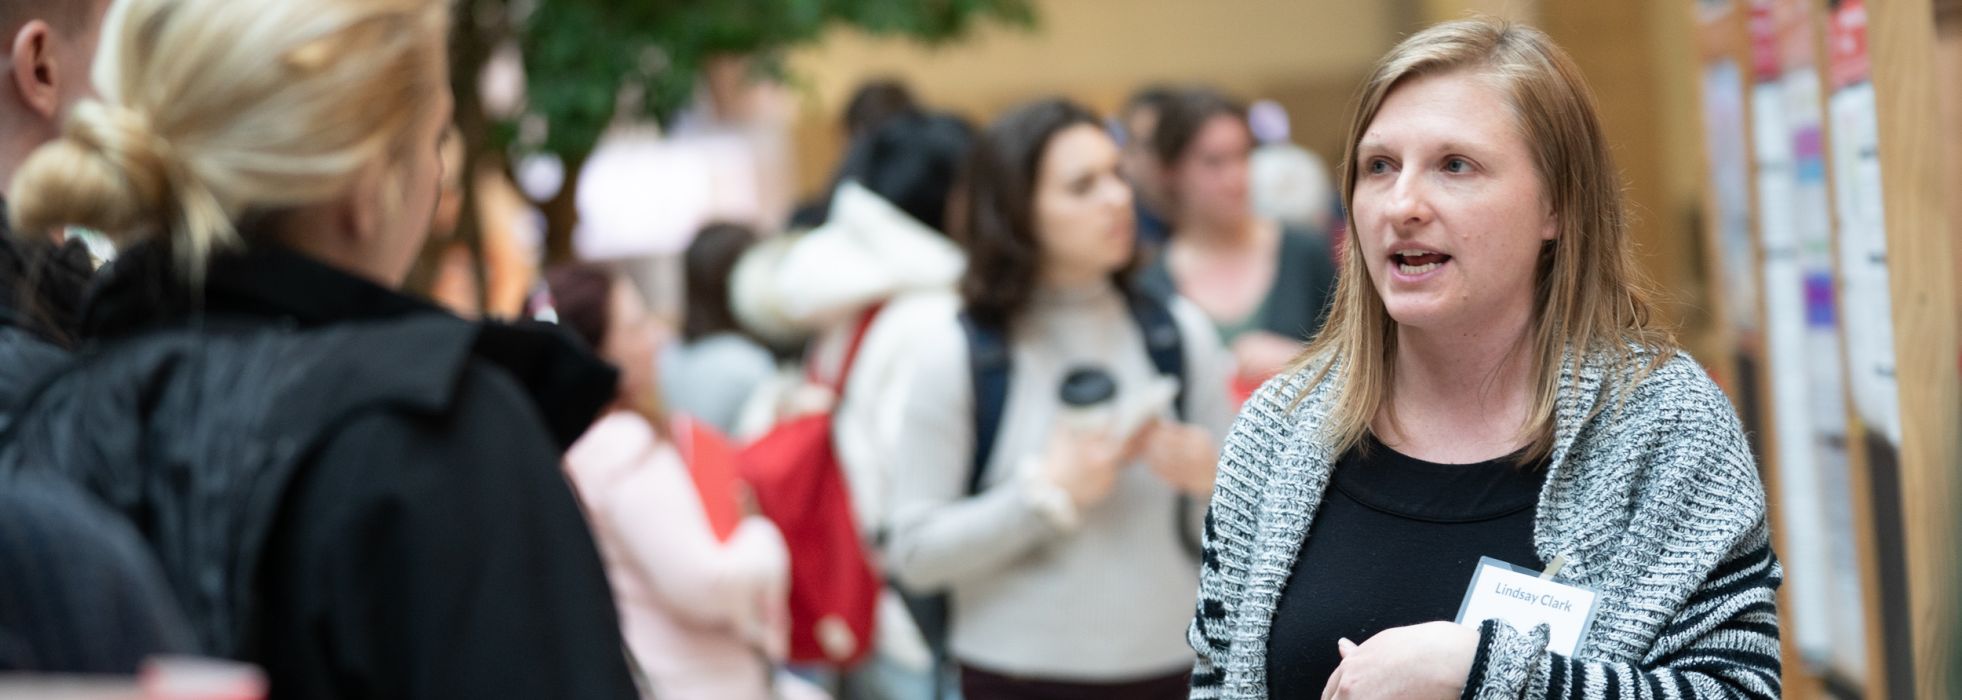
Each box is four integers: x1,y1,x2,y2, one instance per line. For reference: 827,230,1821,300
841,79,918,141
1117,84,1181,212
0,0,109,195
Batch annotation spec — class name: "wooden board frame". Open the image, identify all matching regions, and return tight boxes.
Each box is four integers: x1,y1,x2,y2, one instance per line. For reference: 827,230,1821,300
1686,0,1959,697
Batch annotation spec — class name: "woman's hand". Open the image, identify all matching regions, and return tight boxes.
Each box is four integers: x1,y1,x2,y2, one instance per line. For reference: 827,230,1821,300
1320,622,1480,700
1037,425,1151,509
1142,421,1218,496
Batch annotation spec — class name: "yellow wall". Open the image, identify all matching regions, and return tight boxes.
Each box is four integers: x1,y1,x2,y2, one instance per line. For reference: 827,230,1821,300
791,0,1399,114
786,0,1409,196
1941,13,1962,327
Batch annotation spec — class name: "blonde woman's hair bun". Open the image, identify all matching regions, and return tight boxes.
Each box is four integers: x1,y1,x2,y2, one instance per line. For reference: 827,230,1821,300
6,0,450,279
15,101,168,229
10,98,237,272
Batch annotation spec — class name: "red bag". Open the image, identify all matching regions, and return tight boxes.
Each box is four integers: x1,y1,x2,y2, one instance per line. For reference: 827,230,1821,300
672,416,744,543
736,307,883,668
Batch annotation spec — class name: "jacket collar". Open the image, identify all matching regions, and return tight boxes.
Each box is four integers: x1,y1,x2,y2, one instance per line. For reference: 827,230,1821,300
81,237,618,450
1291,346,1628,474
1268,345,1642,587
83,239,438,340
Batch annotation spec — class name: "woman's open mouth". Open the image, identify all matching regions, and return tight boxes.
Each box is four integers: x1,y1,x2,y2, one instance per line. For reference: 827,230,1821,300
1392,250,1452,277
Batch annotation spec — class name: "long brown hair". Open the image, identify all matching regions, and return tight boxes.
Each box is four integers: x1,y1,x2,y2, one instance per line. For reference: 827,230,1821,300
956,98,1143,331
1296,17,1674,464
681,222,757,343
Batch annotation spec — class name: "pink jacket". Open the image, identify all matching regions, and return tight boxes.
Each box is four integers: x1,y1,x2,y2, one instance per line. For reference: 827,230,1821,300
564,411,791,700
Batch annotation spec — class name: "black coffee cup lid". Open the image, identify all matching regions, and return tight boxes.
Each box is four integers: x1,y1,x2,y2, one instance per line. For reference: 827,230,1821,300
1060,366,1117,407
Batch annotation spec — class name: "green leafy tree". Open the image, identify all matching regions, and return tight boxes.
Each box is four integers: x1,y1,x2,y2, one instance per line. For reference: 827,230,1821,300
421,0,1035,301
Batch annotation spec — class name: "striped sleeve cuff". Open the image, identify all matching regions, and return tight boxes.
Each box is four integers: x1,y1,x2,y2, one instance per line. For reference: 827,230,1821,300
1465,618,1552,700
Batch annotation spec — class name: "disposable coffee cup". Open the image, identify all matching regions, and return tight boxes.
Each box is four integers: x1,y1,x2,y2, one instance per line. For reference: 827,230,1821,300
1058,366,1118,436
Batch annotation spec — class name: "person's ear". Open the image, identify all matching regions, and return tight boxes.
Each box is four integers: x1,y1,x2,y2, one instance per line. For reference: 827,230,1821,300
9,21,61,121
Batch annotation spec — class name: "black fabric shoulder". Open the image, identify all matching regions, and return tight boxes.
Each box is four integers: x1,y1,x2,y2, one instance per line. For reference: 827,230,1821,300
0,232,93,347
0,327,72,436
0,314,480,656
261,360,636,697
0,471,195,672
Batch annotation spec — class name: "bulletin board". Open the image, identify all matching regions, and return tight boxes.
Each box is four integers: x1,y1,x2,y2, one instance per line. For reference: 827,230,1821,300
1745,0,1868,688
1686,0,1959,697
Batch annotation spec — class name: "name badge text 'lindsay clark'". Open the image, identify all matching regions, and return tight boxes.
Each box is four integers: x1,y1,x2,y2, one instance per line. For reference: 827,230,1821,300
1454,557,1600,656
1493,581,1578,612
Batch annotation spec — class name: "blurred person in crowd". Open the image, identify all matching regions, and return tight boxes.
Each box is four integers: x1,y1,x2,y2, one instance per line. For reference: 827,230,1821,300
0,0,104,200
843,80,922,143
1190,18,1780,699
0,0,188,676
427,129,539,319
664,222,777,435
0,0,107,406
0,1,193,678
1115,84,1180,249
789,78,921,230
734,110,976,699
544,263,827,700
1246,99,1338,236
0,0,635,696
1141,89,1337,402
883,99,1233,700
0,472,194,673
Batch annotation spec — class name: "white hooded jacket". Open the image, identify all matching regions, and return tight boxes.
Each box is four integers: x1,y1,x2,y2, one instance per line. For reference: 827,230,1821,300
770,182,965,534
728,182,964,671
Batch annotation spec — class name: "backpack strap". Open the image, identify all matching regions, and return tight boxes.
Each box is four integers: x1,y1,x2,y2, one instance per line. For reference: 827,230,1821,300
1123,290,1187,420
958,311,1011,497
1124,290,1207,562
808,302,887,394
905,309,1010,695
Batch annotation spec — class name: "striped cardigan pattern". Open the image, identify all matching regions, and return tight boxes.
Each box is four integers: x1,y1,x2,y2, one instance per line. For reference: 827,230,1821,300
1189,348,1783,699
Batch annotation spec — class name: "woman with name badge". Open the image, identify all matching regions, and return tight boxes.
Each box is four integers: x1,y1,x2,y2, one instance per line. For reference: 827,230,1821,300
1187,17,1782,700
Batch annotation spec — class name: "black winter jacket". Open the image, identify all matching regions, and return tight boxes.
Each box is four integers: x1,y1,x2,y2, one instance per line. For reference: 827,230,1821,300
0,242,635,699
0,205,92,430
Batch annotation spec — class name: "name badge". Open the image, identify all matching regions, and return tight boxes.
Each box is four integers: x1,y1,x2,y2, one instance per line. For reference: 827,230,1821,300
1454,556,1600,656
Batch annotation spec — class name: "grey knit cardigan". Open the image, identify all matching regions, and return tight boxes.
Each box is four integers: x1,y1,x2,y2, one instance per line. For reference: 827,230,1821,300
1188,348,1783,699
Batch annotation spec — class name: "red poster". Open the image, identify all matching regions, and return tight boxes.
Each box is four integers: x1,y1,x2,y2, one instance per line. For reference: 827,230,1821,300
1827,0,1871,88
1749,0,1782,79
